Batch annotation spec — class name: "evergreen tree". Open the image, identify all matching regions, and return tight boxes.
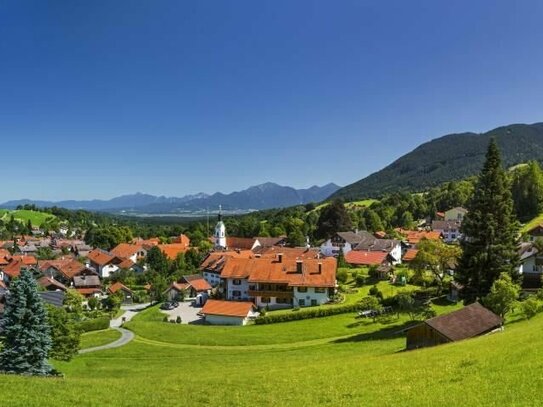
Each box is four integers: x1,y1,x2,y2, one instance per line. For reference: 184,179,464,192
456,140,520,303
316,199,352,239
0,269,53,375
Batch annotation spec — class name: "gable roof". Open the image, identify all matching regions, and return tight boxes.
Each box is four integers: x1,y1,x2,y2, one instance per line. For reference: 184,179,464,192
37,276,67,291
110,243,143,259
201,299,255,318
108,282,133,294
344,250,388,266
402,248,419,262
158,243,189,260
396,229,442,244
182,274,212,291
73,275,101,288
423,303,502,341
87,249,115,266
225,237,258,251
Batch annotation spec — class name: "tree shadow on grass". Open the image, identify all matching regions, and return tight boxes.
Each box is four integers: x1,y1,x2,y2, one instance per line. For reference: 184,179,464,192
333,320,419,344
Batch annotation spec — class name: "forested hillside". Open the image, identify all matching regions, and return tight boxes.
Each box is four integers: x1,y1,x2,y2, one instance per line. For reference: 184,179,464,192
333,122,543,200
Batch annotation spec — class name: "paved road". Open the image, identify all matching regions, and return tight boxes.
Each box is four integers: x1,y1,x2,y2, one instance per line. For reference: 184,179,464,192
79,303,150,354
160,300,204,324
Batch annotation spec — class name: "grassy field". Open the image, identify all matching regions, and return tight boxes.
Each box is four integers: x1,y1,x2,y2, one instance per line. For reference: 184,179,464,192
0,209,56,227
80,329,122,349
313,199,378,212
0,306,542,406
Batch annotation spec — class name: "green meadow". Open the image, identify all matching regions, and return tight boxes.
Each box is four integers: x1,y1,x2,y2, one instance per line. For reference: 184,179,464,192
0,303,542,406
0,209,56,227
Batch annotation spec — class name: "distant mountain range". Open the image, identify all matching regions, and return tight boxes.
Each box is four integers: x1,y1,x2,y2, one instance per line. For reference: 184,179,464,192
1,182,340,215
332,122,543,200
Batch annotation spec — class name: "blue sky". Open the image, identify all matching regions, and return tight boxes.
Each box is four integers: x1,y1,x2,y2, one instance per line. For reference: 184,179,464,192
1,1,543,201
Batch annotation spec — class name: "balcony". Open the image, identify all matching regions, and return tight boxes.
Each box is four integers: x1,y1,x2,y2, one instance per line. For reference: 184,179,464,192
248,290,294,299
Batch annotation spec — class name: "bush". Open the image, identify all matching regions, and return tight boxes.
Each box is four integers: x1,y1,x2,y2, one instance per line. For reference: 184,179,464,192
176,316,182,324
354,273,366,287
255,303,364,325
395,268,413,284
336,269,349,284
79,316,110,333
521,297,540,319
163,316,168,322
369,285,384,300
368,265,379,279
359,296,381,311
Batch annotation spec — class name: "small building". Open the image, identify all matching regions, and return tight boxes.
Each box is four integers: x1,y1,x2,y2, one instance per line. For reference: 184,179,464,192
431,220,462,243
37,276,67,292
344,250,389,267
163,275,211,301
444,207,468,222
108,282,134,304
405,303,502,350
200,299,258,326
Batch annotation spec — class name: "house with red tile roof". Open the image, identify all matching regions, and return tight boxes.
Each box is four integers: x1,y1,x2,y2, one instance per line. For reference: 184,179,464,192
37,276,67,292
200,299,258,325
344,250,389,267
110,243,147,263
158,243,189,260
402,248,419,263
219,256,337,309
108,282,134,304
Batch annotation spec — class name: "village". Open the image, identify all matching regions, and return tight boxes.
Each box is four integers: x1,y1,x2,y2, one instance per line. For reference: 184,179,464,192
0,195,541,351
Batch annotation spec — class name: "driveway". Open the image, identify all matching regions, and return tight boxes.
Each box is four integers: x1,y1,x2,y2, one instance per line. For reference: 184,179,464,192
110,302,151,328
160,300,204,324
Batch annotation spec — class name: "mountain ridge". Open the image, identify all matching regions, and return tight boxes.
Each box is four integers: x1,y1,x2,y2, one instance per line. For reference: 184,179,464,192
1,182,340,214
332,122,543,200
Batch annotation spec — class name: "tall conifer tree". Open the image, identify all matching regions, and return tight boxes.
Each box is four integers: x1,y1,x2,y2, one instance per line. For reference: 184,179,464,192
456,139,520,302
0,269,53,375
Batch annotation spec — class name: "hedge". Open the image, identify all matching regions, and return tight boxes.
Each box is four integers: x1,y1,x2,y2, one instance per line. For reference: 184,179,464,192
79,316,110,333
254,303,363,325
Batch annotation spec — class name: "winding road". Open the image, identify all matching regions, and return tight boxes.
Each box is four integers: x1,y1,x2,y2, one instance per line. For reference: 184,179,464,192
79,303,150,354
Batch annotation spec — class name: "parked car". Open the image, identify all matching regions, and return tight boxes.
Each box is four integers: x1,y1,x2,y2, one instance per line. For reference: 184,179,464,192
172,301,179,308
160,302,175,310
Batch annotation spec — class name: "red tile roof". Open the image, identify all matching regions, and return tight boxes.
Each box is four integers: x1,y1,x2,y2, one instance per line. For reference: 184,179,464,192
344,250,388,266
402,249,419,262
201,299,255,318
108,282,133,294
396,229,442,244
171,234,191,247
226,237,258,250
76,287,102,296
182,275,211,291
159,243,189,260
87,249,115,266
221,257,337,288
37,276,67,291
110,243,143,259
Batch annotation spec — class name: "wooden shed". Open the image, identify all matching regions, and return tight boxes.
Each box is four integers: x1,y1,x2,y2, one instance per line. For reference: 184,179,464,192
406,302,502,350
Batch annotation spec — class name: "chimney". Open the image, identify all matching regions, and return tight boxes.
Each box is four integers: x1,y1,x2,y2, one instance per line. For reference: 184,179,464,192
296,259,303,273
318,262,322,274
278,253,283,263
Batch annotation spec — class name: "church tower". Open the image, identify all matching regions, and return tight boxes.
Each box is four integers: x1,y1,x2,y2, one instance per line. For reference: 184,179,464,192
214,205,226,249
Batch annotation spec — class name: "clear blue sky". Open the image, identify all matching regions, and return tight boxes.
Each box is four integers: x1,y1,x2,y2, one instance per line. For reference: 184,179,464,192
1,0,543,201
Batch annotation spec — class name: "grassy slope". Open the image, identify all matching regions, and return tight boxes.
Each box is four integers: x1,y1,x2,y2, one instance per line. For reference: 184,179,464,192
0,209,56,227
521,212,543,233
80,329,122,350
1,311,542,406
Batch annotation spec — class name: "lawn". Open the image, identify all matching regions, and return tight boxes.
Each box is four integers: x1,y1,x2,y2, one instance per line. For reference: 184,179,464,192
0,309,542,406
80,329,122,349
312,199,378,212
521,211,543,233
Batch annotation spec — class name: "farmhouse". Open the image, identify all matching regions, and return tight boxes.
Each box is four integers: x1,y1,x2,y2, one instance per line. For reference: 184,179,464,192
518,242,543,289
406,303,502,350
163,274,211,302
431,220,462,243
200,299,258,326
321,230,402,263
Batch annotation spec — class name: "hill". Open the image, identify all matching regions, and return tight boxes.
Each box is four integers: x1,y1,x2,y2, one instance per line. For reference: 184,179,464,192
1,305,542,406
333,122,543,200
0,209,56,227
1,183,340,214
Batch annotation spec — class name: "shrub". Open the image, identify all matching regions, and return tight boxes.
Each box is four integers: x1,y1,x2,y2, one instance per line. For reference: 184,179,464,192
336,269,349,284
368,265,379,279
355,273,366,287
359,296,381,311
255,303,364,325
395,268,413,284
176,316,182,324
521,297,540,320
79,316,110,333
163,316,168,323
369,285,384,300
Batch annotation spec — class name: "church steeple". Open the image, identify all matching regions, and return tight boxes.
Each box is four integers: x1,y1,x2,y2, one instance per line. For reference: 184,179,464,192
214,205,226,249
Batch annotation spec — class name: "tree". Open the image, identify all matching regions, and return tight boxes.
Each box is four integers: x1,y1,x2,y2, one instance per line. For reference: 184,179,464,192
148,272,168,304
64,288,85,320
146,246,169,275
47,305,81,361
102,292,123,314
521,297,540,320
483,273,520,319
511,161,543,222
316,199,352,239
87,296,99,311
456,140,520,302
0,269,53,375
412,239,461,295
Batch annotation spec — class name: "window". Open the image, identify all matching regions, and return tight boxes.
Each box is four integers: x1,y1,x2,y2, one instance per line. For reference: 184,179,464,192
233,279,242,285
297,287,308,293
261,297,271,303
298,299,306,306
315,287,326,293
232,290,241,297
276,298,291,304
311,299,317,306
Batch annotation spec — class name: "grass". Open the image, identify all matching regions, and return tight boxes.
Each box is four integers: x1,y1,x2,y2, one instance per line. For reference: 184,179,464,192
0,209,56,227
80,329,122,349
312,199,378,212
0,308,542,406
